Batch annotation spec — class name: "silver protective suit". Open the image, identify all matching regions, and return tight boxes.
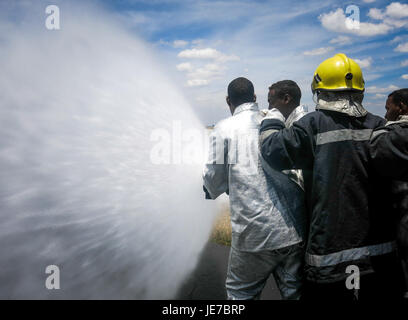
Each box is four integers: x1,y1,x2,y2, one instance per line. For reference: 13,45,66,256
203,102,306,300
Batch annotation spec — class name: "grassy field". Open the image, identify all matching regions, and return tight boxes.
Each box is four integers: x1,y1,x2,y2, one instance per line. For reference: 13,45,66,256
210,203,232,247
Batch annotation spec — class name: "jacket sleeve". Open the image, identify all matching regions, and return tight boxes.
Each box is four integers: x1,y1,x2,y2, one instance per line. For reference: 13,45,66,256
369,123,408,181
202,126,228,199
259,114,316,171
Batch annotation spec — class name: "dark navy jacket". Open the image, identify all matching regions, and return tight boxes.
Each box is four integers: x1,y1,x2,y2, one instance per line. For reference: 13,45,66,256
260,109,400,283
370,119,408,180
370,120,408,262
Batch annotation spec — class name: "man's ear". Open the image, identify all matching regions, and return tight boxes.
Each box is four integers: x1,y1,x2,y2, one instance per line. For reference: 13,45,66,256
253,94,257,102
283,94,291,105
400,101,408,115
226,96,231,106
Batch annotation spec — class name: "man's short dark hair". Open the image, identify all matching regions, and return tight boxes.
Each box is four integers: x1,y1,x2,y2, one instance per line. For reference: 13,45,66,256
269,80,301,105
227,77,255,107
389,88,408,106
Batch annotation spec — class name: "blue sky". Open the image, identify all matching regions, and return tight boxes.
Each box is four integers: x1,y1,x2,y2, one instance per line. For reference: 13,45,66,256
95,0,408,124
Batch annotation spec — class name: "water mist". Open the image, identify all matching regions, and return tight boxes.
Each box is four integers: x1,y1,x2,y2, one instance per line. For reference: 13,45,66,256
0,1,217,299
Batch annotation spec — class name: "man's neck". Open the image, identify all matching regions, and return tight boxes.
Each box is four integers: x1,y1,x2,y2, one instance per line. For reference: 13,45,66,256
277,105,297,119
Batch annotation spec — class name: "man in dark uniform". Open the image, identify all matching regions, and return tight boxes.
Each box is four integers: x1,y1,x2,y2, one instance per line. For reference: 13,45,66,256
260,53,405,300
372,88,408,297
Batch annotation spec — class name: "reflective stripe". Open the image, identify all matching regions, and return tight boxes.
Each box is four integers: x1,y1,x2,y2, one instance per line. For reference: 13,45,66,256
259,129,278,144
371,129,388,140
306,241,396,267
315,129,373,145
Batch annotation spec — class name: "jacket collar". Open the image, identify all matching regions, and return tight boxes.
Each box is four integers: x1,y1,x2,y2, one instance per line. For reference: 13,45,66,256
315,92,368,117
386,114,408,126
398,115,408,122
233,102,259,116
285,105,308,128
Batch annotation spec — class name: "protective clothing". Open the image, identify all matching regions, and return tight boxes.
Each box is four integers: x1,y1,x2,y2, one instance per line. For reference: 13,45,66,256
311,53,365,94
203,102,306,299
226,242,304,300
203,102,306,251
259,94,402,285
370,117,408,296
370,115,408,180
393,180,408,294
285,105,308,128
316,91,366,117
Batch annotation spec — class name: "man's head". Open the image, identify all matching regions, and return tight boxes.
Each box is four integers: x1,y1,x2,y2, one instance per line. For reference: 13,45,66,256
385,88,408,121
268,80,301,118
226,77,256,115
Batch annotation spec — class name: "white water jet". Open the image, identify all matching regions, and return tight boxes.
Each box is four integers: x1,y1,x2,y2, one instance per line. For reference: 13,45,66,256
0,1,217,299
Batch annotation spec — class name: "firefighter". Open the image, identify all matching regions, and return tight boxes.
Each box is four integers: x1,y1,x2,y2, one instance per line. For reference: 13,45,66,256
370,88,408,298
259,53,405,300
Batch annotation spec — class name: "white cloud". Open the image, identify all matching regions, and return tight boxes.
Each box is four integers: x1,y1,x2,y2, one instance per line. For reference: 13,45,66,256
216,55,240,63
177,48,239,87
366,3,408,25
178,48,239,63
329,35,352,45
172,40,188,48
303,47,334,56
177,61,227,87
368,8,384,20
366,3,408,30
366,84,399,94
192,39,204,46
176,62,193,72
385,2,408,19
363,0,376,3
391,36,403,43
401,60,408,67
354,57,373,69
395,42,408,52
178,48,219,59
364,73,381,81
383,17,408,28
374,93,386,99
320,8,393,36
402,74,408,80
186,79,209,87
187,63,224,80
157,39,189,48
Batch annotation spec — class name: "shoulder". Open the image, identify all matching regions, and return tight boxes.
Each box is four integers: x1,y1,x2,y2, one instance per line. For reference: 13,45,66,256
214,116,233,131
371,120,408,144
363,112,386,127
212,116,239,140
293,110,324,128
386,119,408,129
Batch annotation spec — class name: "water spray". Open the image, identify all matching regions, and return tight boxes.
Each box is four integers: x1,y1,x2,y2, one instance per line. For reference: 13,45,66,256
0,1,217,299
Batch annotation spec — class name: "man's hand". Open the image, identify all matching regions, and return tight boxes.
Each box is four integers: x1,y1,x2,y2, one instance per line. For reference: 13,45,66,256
262,108,285,123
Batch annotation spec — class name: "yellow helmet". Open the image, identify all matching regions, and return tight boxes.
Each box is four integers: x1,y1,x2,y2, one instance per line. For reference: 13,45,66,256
311,53,365,94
